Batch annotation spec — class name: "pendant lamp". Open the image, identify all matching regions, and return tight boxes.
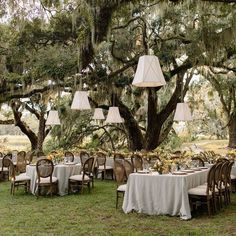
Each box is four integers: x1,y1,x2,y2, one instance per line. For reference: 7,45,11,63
92,108,105,120
46,110,61,126
132,55,166,87
71,91,91,110
174,102,192,121
105,107,123,123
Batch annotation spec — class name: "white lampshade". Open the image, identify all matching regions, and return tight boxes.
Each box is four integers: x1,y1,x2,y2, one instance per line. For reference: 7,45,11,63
92,108,105,120
132,55,166,87
71,91,91,110
105,107,123,123
45,110,61,125
174,103,192,121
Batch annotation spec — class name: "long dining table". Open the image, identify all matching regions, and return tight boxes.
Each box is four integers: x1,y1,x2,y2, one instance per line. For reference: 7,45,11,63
122,168,209,220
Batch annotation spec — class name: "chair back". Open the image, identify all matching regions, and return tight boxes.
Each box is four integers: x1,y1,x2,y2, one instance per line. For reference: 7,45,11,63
214,161,225,191
36,159,54,180
131,154,143,172
147,154,161,166
25,151,34,163
220,160,230,187
7,159,15,181
80,151,90,166
2,154,12,171
191,155,205,167
0,152,3,158
17,151,27,173
123,160,134,180
113,160,126,186
206,163,216,195
64,151,74,162
96,152,106,167
114,153,125,161
83,157,94,176
227,160,235,184
216,157,228,163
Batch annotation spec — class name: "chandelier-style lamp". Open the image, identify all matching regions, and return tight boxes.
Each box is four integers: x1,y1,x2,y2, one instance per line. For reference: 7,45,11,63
132,55,166,87
71,91,91,110
174,102,192,121
45,110,61,126
92,108,105,120
105,107,123,123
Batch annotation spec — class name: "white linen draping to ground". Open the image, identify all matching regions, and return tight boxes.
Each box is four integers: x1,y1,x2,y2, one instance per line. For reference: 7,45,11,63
122,169,209,220
231,165,236,175
26,163,81,196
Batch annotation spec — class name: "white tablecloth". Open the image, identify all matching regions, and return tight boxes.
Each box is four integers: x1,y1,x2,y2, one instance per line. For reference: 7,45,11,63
26,163,81,196
122,169,209,220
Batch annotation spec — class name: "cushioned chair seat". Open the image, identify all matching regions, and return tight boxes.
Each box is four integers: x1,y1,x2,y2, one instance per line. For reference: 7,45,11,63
36,176,58,184
69,174,90,181
231,174,236,180
98,165,113,170
14,173,31,182
117,184,126,192
1,167,9,172
197,184,222,191
188,186,213,196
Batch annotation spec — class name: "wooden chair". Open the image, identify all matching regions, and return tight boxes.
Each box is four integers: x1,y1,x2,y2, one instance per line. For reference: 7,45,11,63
1,154,12,180
123,160,134,181
0,152,3,158
35,159,58,197
146,154,161,167
113,160,126,209
113,153,125,162
25,151,34,164
64,151,75,162
69,157,94,194
8,158,30,195
191,156,205,167
95,152,113,180
16,151,27,173
188,164,217,216
80,151,90,166
131,154,143,172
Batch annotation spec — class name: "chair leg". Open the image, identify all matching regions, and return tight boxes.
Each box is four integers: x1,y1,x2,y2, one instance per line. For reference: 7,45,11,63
207,200,211,216
116,191,119,209
10,182,13,195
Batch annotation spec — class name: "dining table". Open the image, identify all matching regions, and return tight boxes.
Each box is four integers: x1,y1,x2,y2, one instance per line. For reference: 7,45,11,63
122,168,209,220
26,162,81,196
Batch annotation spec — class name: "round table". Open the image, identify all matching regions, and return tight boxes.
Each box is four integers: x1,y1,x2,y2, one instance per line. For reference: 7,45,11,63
26,163,81,196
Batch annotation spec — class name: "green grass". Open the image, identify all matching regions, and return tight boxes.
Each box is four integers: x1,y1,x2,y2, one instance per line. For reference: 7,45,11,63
0,180,236,236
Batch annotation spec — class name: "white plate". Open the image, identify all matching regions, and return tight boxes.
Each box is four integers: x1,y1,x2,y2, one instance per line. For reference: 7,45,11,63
137,170,150,174
172,171,187,175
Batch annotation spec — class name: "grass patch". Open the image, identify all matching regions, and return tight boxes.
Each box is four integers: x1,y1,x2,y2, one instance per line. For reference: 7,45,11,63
0,180,236,236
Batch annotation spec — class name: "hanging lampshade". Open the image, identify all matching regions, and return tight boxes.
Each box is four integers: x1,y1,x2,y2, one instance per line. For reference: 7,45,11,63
174,102,192,121
45,110,61,126
105,107,123,123
71,91,91,110
132,55,166,87
92,108,105,120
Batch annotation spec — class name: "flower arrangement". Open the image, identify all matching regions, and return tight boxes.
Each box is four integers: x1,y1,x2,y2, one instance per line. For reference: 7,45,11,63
47,151,64,163
153,159,173,174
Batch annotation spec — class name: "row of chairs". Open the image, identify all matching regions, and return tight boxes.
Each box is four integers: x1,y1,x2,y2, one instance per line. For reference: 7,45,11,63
188,159,235,216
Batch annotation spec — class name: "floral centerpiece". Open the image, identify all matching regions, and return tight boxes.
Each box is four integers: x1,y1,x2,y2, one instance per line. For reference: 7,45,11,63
47,151,64,164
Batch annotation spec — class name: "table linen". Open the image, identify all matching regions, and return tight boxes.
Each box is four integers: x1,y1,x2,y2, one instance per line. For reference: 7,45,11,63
26,163,81,196
122,169,208,220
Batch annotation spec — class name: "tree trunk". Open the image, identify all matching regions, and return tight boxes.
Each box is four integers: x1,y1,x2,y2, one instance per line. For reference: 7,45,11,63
228,112,236,148
37,111,47,151
115,96,144,151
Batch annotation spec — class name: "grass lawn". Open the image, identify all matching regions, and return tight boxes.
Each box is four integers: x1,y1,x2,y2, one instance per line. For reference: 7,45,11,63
0,180,236,236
